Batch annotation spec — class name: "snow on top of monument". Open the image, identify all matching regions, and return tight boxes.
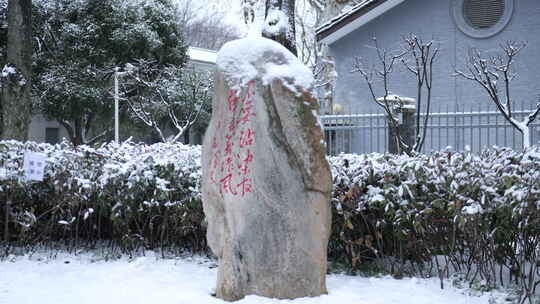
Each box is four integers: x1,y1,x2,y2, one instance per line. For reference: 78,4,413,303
216,37,314,94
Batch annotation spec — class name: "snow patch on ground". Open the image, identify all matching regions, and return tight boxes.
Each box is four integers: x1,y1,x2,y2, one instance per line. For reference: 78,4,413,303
0,251,505,304
217,37,313,94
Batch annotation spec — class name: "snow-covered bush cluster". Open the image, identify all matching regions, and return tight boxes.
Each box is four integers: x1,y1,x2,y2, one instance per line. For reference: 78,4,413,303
1,141,538,301
330,148,540,224
0,64,27,88
0,140,205,254
329,149,540,301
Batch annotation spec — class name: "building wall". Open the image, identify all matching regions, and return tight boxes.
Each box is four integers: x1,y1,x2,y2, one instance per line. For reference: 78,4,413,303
28,114,70,144
329,0,540,114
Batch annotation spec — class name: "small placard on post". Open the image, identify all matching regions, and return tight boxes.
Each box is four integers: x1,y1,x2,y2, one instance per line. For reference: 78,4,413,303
23,152,47,182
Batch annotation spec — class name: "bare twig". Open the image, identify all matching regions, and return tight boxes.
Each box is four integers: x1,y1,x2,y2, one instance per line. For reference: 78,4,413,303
455,41,537,148
401,34,439,153
351,37,415,155
123,61,212,143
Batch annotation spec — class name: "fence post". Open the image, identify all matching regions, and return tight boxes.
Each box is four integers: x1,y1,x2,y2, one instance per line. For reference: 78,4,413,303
402,101,416,152
3,197,9,243
378,95,416,154
455,103,460,151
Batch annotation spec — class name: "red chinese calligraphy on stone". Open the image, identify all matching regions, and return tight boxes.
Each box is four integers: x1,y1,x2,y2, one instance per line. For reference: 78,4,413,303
224,155,235,173
211,82,258,196
219,173,238,195
228,119,238,133
227,90,241,112
209,150,222,183
224,134,234,155
239,128,254,148
236,177,253,196
211,151,221,169
238,101,256,125
210,169,217,184
238,149,254,176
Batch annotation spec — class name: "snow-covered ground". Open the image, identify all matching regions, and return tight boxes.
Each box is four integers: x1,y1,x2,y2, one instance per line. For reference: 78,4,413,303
0,251,506,304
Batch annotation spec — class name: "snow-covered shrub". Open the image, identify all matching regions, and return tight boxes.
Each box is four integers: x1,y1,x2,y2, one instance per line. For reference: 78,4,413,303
0,140,205,253
328,148,540,302
1,141,538,301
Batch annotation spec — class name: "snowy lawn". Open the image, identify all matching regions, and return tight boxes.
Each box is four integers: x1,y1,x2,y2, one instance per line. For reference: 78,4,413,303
0,252,505,304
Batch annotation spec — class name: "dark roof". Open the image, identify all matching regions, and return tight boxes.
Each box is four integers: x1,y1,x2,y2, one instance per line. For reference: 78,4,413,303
316,0,403,44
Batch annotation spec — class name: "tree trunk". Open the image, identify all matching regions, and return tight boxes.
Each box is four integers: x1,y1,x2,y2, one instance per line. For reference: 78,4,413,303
59,119,84,146
183,126,190,144
73,118,85,146
263,0,297,56
0,93,3,137
1,0,32,140
521,125,531,150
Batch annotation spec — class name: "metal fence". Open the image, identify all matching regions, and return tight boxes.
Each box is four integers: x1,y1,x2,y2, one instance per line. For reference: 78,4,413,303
320,103,540,155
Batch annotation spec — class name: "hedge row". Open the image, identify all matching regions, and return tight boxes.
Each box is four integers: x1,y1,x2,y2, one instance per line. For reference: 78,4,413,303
1,141,539,300
0,140,205,255
329,149,539,301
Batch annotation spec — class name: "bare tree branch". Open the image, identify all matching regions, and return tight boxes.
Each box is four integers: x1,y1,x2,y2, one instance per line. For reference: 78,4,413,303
351,38,409,154
122,60,212,143
402,34,439,153
455,41,537,148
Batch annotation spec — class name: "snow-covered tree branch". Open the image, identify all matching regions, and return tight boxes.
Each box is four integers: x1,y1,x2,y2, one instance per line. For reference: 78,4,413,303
455,41,539,149
176,0,239,50
401,34,439,153
123,61,212,143
262,0,297,55
352,35,439,155
352,37,409,154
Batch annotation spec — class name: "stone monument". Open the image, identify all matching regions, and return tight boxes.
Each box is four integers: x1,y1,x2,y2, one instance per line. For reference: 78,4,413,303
201,37,332,301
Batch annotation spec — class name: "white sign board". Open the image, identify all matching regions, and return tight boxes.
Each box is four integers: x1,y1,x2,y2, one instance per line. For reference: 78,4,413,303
23,152,47,181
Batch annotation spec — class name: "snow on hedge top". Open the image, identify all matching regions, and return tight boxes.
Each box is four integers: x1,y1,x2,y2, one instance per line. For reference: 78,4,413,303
1,65,16,77
216,37,314,94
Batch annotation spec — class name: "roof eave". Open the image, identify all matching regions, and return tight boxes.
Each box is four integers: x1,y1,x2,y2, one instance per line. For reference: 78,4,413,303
317,0,406,45
187,46,218,65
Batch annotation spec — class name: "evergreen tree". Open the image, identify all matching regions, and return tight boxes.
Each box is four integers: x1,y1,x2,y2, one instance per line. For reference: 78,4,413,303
30,0,188,145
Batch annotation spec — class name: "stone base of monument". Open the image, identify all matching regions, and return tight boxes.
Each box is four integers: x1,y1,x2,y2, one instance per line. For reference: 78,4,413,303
201,37,332,301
